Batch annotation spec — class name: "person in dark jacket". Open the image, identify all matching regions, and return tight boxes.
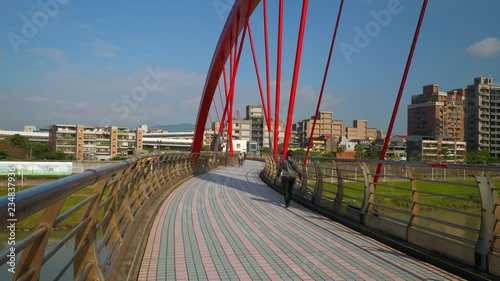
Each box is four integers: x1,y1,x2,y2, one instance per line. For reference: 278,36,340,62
277,149,302,208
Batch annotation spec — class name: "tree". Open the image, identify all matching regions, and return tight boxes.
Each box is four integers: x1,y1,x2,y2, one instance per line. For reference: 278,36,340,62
4,134,31,149
438,148,450,162
336,144,346,153
354,144,365,159
322,151,335,158
293,149,306,156
0,149,9,160
260,146,270,154
385,153,401,161
466,149,491,164
365,150,379,159
0,142,28,160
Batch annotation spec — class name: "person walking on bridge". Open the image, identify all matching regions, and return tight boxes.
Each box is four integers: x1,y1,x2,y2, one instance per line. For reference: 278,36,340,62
277,149,302,208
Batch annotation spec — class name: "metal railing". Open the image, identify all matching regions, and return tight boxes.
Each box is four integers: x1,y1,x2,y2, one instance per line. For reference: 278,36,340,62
0,152,234,281
259,155,500,278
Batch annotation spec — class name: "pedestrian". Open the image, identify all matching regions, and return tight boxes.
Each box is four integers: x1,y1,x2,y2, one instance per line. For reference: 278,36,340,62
238,153,243,167
276,149,302,208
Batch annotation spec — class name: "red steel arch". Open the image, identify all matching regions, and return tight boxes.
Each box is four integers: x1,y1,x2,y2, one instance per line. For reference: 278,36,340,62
192,0,261,154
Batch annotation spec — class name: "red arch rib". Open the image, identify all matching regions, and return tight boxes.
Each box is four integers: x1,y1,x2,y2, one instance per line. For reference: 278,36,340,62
192,0,260,154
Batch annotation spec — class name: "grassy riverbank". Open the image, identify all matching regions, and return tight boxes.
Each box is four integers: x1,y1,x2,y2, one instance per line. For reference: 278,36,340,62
319,178,494,210
0,184,95,230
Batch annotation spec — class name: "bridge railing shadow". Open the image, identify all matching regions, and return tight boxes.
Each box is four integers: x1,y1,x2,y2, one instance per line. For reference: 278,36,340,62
0,152,237,281
253,154,500,279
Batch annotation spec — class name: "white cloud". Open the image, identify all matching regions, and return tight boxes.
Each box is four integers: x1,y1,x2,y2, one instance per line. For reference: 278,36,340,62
466,37,500,58
28,48,68,63
89,39,119,58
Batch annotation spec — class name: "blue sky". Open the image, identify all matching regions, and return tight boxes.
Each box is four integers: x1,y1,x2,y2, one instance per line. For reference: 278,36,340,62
0,0,499,136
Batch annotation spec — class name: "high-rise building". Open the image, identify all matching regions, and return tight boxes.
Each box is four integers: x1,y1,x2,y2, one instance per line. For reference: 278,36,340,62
246,105,265,148
465,77,500,157
49,124,143,160
407,84,465,141
211,105,284,151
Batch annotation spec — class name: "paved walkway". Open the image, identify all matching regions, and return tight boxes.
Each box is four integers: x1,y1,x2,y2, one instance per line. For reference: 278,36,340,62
138,160,464,281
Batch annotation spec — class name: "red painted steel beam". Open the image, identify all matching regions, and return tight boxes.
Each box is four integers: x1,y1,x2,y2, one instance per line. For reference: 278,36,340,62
228,47,234,154
273,0,284,156
305,0,344,164
263,0,272,130
228,22,249,155
374,0,428,185
192,0,260,154
282,0,309,157
247,21,271,131
217,83,224,116
218,65,231,135
212,99,220,125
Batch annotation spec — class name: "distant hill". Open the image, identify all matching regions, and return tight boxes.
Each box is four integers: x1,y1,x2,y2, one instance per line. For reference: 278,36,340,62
151,123,195,132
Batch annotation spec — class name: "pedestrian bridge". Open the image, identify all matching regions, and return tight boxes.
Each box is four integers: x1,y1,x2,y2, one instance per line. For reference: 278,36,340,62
0,153,498,280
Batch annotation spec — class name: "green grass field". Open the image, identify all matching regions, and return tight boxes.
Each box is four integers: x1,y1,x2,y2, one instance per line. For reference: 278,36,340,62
310,178,493,211
0,184,95,230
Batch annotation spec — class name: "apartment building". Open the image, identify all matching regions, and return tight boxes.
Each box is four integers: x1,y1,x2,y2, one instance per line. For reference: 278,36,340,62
296,111,346,150
406,135,466,163
465,77,500,157
49,124,143,160
373,135,407,160
247,105,265,148
346,120,378,141
212,105,285,151
407,84,465,141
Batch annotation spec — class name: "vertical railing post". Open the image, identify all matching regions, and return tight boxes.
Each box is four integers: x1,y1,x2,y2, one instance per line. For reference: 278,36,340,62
312,160,323,205
74,177,109,280
332,160,343,213
474,175,496,272
359,162,374,225
14,201,64,280
405,164,420,237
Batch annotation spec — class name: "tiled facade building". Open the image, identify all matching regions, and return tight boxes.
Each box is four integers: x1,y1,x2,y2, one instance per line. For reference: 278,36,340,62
465,77,500,157
346,120,378,141
212,105,285,151
296,111,346,149
49,124,143,160
407,84,465,141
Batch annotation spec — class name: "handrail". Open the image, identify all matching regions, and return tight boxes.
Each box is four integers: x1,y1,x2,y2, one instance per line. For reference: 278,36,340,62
258,154,500,278
0,152,233,281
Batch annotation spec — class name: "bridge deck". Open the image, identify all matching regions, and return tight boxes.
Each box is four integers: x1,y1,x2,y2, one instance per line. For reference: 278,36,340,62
138,160,463,281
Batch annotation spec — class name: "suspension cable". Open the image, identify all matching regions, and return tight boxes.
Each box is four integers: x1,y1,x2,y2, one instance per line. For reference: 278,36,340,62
247,21,271,131
374,0,429,185
305,0,344,164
